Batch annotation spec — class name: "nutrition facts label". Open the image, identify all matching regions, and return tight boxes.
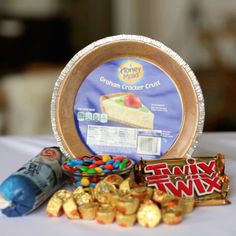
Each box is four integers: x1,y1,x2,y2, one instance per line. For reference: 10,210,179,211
137,136,161,155
87,125,137,148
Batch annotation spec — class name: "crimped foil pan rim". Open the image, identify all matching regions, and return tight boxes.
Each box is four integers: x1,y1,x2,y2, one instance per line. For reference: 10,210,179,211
51,34,205,158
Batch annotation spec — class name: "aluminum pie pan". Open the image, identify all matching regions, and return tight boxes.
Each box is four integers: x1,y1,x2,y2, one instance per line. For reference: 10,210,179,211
51,34,205,159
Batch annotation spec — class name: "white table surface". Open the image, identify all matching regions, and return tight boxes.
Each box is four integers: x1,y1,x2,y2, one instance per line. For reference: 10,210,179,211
0,133,235,236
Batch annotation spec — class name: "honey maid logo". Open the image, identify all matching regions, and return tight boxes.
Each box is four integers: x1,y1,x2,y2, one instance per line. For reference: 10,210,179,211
118,60,144,84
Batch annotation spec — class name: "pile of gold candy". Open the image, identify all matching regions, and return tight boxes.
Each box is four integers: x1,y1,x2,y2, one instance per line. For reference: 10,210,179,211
46,174,194,227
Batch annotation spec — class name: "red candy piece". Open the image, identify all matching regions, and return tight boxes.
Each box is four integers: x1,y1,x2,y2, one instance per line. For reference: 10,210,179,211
105,164,114,170
90,176,100,183
113,156,123,161
96,160,105,165
89,164,97,168
64,164,74,171
70,176,77,183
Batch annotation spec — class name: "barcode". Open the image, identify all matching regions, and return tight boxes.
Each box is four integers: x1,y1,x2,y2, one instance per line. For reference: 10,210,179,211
137,136,161,155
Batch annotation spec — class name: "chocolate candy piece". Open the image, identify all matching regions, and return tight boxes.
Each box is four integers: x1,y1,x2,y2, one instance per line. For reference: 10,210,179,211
96,205,115,224
137,200,161,227
116,212,136,227
0,147,66,217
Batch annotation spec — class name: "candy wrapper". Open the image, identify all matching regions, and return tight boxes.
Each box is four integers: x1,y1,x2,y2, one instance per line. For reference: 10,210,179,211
0,147,66,217
134,154,230,206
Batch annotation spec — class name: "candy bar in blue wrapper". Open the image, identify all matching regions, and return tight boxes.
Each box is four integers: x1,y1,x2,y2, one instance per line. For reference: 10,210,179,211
0,147,66,217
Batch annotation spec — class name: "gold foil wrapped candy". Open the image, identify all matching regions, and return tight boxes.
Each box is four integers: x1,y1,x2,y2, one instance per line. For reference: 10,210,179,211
161,196,182,209
161,197,183,225
130,186,149,201
162,207,183,225
46,172,222,228
46,196,63,217
63,197,80,219
116,195,140,215
152,189,169,204
46,189,72,217
54,189,72,200
94,180,117,203
137,200,161,227
116,212,136,227
78,203,99,220
96,205,116,224
180,197,195,214
119,177,137,194
146,187,154,199
73,186,85,197
104,174,124,187
74,192,93,206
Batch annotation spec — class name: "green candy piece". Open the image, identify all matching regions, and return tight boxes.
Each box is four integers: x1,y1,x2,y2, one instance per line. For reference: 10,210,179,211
87,168,96,174
80,166,88,172
119,160,127,170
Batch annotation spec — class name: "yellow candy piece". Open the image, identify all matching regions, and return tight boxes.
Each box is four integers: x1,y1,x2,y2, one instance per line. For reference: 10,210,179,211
81,177,90,187
102,155,111,162
95,167,103,173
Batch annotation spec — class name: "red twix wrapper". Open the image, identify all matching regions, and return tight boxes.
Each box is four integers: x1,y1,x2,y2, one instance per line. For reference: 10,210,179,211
134,154,230,206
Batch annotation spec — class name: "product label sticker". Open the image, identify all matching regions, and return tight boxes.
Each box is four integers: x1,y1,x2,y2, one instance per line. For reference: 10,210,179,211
74,58,183,162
